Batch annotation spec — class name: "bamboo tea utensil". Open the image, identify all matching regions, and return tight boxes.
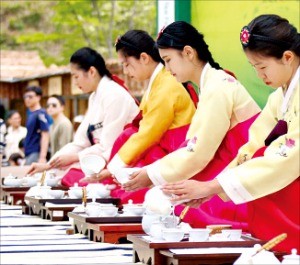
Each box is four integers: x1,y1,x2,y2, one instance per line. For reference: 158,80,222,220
177,206,190,225
40,171,46,186
82,187,87,207
252,233,287,257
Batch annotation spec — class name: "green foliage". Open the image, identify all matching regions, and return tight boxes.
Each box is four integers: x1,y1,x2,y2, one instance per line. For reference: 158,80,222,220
1,0,156,66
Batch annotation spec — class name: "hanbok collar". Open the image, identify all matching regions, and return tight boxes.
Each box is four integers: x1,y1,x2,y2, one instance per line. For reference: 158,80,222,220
281,66,299,116
199,63,211,92
95,75,110,96
144,63,164,101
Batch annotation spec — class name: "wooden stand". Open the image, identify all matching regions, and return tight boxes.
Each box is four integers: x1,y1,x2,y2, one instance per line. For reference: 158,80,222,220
41,205,77,221
68,212,143,237
24,196,121,217
127,234,266,265
159,250,239,265
87,223,143,243
1,186,29,205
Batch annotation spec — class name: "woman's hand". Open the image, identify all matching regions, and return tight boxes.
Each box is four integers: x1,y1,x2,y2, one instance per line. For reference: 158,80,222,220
49,154,78,169
80,174,99,183
97,169,112,181
79,169,112,183
161,179,222,203
27,162,51,175
122,168,153,191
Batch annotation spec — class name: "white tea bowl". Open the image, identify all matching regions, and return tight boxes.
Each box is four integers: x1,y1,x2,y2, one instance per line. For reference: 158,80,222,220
47,189,65,199
189,228,211,242
162,228,185,242
80,155,106,176
68,187,83,198
100,205,118,217
221,229,242,241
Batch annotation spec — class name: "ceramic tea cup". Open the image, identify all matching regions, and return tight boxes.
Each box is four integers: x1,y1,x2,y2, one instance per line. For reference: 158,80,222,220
114,167,141,184
162,228,185,242
80,155,106,176
22,176,38,187
221,229,242,241
47,189,65,199
189,228,211,242
100,205,118,217
123,204,146,216
68,187,82,198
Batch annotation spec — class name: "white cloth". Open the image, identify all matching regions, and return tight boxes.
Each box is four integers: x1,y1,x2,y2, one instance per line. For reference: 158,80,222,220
5,126,27,158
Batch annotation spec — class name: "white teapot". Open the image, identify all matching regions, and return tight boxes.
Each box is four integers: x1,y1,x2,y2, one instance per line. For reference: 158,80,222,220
144,186,173,216
142,210,163,235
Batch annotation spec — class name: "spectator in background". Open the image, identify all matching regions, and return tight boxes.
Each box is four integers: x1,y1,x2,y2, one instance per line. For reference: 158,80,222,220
0,102,6,164
5,110,27,159
23,86,50,165
46,95,73,156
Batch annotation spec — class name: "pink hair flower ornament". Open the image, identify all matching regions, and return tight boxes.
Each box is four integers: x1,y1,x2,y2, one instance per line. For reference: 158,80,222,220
240,26,251,47
157,26,165,40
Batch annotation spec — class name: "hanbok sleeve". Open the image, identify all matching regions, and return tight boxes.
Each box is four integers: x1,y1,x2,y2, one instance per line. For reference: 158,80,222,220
217,88,299,204
147,81,235,185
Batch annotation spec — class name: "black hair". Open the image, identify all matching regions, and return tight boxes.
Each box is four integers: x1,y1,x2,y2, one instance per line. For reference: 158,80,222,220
70,47,112,78
6,110,20,120
115,30,163,64
49,94,65,106
25,86,42,96
156,21,222,70
18,138,24,149
242,14,300,58
8,152,24,165
0,103,5,120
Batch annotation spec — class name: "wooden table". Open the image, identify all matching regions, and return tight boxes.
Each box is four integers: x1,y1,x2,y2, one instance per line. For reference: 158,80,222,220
41,204,77,221
127,234,266,265
25,196,121,217
87,223,143,243
1,185,68,206
1,186,29,205
159,250,239,265
68,212,142,236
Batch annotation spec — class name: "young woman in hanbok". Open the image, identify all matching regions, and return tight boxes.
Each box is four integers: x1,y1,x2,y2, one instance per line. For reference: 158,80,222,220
27,47,139,186
122,21,261,230
84,30,196,203
162,14,300,252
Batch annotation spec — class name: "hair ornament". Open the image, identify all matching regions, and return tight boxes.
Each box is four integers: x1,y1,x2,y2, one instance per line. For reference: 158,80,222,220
240,26,251,47
157,26,165,40
114,36,121,47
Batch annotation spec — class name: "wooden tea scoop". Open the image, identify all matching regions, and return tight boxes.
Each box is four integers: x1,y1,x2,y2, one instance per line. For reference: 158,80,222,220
82,186,87,208
40,171,46,186
177,205,190,225
252,233,287,257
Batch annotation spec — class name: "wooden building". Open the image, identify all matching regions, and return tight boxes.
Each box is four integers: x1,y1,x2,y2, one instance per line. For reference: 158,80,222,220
0,50,145,125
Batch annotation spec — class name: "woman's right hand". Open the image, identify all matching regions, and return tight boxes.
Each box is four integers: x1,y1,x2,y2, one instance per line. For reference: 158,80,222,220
27,162,51,175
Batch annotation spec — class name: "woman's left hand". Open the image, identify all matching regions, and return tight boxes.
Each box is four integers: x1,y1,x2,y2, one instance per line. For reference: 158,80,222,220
122,168,153,191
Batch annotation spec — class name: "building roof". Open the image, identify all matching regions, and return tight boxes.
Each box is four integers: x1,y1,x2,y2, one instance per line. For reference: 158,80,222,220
0,50,70,83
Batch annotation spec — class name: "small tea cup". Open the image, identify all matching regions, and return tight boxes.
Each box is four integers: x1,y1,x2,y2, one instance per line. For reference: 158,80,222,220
221,229,242,241
47,189,65,199
189,228,211,242
162,228,185,242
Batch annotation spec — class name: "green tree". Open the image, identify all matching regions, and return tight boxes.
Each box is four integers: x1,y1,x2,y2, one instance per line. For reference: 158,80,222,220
0,0,156,65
